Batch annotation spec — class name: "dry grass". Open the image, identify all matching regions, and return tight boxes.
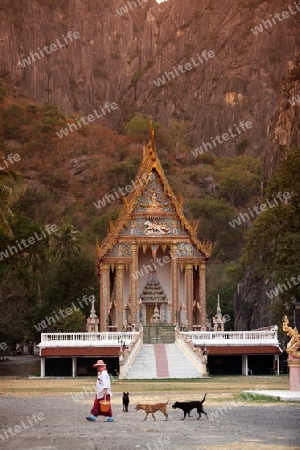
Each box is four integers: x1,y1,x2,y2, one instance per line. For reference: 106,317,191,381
0,375,289,399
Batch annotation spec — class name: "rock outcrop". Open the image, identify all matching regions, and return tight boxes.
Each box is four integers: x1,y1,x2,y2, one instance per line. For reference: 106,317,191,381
234,53,300,331
1,0,299,158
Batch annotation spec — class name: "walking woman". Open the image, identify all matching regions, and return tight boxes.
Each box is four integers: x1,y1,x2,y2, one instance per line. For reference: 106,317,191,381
86,359,114,422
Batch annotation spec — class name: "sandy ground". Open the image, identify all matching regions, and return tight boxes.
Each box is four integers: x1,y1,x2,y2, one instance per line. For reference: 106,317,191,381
0,393,299,450
0,358,299,449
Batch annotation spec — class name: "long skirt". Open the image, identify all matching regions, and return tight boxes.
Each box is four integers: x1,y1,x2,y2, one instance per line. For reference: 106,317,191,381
91,394,112,417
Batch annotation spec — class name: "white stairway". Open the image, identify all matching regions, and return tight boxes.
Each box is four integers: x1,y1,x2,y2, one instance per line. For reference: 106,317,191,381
125,343,202,379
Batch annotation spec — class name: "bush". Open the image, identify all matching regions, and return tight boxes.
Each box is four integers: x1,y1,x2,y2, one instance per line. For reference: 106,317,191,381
124,113,160,139
188,197,242,260
196,153,215,165
26,104,39,114
218,171,260,206
40,103,64,131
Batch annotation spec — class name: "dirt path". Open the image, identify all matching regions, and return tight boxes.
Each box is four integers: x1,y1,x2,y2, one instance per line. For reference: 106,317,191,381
0,378,300,450
0,394,299,450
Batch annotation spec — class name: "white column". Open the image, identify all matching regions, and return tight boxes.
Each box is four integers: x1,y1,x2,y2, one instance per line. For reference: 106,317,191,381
40,357,45,378
72,357,76,378
242,354,248,376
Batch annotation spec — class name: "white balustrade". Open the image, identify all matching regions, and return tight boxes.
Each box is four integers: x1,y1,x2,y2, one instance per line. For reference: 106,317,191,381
182,330,279,346
38,332,139,347
38,330,279,348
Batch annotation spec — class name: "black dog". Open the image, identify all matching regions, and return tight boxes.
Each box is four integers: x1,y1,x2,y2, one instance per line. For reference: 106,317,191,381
172,393,208,420
123,392,130,412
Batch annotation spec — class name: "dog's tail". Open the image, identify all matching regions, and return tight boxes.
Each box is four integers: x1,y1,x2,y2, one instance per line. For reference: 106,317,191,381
201,393,207,404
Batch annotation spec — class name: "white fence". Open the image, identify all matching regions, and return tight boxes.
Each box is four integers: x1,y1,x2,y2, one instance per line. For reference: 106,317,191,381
182,330,279,346
38,330,279,349
38,332,139,347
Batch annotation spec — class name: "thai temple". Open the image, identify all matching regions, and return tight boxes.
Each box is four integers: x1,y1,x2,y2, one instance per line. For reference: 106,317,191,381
38,127,283,378
96,125,211,332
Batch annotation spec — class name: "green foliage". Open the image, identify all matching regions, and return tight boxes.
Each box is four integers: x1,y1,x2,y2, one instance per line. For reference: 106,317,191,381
196,153,216,165
238,393,280,402
243,148,300,305
4,104,27,141
40,103,64,131
188,197,242,260
50,218,81,259
124,113,160,138
90,211,119,243
213,157,261,206
41,308,87,332
0,212,53,345
37,256,98,322
207,261,243,329
215,156,261,174
26,103,39,114
0,273,31,345
218,170,261,206
237,137,249,154
106,156,142,188
0,170,24,237
40,172,69,193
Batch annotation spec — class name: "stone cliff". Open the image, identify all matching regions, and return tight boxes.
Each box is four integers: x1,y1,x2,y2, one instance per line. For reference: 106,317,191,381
1,0,299,160
234,52,300,331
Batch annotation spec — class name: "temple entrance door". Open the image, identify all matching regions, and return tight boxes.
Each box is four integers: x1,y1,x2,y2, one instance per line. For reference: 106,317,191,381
143,324,175,344
146,304,155,323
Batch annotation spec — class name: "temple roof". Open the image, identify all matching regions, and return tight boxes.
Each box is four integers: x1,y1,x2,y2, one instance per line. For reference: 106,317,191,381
97,125,212,261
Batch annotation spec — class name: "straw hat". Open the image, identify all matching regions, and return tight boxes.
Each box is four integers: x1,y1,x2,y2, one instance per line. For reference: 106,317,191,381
92,359,107,368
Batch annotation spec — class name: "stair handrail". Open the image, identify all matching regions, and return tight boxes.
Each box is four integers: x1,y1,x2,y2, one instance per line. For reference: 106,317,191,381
175,330,208,376
119,329,143,379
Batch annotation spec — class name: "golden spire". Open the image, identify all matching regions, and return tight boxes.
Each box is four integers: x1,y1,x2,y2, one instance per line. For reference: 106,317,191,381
149,120,155,149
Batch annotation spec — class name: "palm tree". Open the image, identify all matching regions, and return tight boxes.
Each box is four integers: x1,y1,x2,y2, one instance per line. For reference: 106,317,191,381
0,170,24,237
50,218,81,259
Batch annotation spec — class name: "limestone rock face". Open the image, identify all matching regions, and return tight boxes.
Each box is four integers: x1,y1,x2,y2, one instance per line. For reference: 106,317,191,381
1,0,299,158
263,51,300,180
234,53,300,331
234,269,277,331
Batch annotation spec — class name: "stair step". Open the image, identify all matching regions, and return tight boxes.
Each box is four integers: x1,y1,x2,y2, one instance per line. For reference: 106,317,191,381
125,343,202,379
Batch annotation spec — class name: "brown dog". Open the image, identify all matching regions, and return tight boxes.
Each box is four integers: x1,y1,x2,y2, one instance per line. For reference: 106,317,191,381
135,402,168,421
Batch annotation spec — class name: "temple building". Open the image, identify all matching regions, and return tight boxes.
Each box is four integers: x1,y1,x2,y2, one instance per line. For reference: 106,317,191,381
96,128,212,332
37,128,283,378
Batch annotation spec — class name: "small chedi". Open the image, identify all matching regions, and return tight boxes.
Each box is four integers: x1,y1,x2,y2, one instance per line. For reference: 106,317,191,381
86,298,99,332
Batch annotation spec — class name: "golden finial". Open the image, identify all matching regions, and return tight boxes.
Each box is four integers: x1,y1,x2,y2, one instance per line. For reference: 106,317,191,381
150,120,155,149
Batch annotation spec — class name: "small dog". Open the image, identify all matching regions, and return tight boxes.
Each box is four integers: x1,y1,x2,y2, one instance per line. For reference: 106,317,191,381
123,392,129,412
172,393,208,420
135,401,168,421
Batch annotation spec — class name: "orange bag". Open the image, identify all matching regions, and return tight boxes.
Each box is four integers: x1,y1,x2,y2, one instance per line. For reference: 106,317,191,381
99,396,110,413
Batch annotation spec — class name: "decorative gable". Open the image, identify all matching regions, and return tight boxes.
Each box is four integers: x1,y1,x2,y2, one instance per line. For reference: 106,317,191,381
96,127,212,261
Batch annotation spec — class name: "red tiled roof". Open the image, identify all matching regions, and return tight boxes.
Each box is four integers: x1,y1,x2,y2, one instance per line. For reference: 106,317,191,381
41,347,120,357
201,345,282,355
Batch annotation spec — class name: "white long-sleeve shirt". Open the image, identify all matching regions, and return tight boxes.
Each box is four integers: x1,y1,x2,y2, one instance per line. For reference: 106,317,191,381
96,369,112,399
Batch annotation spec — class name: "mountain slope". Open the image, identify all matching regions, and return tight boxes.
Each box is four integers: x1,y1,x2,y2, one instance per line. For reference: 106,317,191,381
1,0,299,159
